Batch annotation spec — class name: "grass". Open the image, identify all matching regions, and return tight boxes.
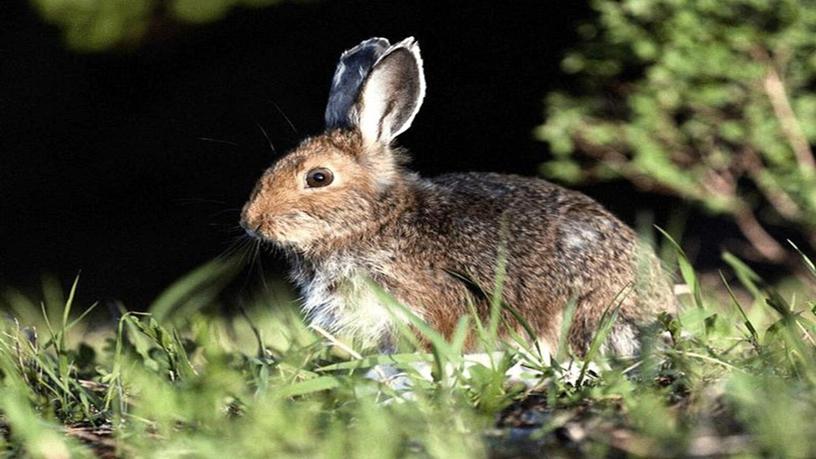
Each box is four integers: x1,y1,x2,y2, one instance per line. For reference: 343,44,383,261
1,243,816,458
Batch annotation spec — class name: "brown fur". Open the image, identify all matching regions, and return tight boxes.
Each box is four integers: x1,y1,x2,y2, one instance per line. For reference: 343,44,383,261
242,130,676,354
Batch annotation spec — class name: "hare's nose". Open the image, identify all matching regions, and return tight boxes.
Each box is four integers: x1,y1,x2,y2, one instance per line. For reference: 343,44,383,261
240,213,263,239
240,219,263,239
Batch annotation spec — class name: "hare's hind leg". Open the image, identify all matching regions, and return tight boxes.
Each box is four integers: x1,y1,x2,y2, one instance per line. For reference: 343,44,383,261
568,292,643,357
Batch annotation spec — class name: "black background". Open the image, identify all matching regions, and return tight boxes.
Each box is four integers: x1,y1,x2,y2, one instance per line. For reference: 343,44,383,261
2,1,721,309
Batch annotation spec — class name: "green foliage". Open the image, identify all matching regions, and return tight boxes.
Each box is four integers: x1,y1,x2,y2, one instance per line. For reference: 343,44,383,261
30,0,284,51
539,0,816,262
2,247,816,456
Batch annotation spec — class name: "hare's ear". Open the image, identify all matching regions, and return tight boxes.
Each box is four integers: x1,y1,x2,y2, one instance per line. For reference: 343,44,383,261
357,37,426,145
325,37,391,131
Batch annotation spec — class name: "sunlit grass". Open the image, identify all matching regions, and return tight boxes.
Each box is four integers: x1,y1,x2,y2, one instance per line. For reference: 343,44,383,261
1,242,816,458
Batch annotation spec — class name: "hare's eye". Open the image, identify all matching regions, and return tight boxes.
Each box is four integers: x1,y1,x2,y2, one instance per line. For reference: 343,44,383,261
305,168,334,188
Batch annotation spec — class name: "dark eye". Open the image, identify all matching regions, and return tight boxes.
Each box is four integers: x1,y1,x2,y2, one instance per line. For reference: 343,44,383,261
305,167,334,188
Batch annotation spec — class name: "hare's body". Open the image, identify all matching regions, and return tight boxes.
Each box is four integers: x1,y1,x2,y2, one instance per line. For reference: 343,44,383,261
241,37,676,355
287,164,674,353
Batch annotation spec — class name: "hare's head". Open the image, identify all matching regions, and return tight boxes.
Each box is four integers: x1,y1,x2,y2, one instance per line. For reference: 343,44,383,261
241,37,426,252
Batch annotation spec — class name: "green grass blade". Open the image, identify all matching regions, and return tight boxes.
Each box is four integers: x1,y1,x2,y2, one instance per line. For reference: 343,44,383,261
315,353,433,372
722,252,763,300
789,240,816,280
64,301,99,334
556,297,578,363
149,257,239,322
719,271,760,349
656,226,703,308
39,301,56,346
487,241,509,343
368,280,458,362
576,284,631,386
62,274,80,330
272,376,341,399
450,316,472,355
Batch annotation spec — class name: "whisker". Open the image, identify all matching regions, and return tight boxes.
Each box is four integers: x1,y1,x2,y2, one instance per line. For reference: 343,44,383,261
208,208,243,219
209,224,246,237
226,224,247,234
198,137,241,147
268,99,299,135
237,238,263,295
255,122,276,154
254,239,270,292
243,238,259,267
174,198,228,206
217,234,252,262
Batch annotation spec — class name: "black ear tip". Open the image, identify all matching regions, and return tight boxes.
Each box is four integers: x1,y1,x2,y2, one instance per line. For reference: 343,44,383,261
359,37,391,48
341,37,390,60
325,37,394,130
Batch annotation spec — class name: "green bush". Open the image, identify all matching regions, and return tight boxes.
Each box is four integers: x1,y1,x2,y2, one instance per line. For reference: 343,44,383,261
539,0,816,263
30,0,283,51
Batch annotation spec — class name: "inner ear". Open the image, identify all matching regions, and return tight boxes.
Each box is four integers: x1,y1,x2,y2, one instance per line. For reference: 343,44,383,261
357,41,425,146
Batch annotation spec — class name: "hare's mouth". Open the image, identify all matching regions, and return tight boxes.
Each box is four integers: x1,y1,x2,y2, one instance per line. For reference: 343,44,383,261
239,218,265,240
241,212,320,248
240,215,264,239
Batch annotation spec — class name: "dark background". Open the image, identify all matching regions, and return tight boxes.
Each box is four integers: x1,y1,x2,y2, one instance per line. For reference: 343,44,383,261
2,1,710,309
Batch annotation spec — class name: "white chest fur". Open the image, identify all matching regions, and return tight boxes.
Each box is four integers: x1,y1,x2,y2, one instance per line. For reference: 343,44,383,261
297,257,398,348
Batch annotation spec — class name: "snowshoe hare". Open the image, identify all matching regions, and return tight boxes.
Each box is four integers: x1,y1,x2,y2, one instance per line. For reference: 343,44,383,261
241,37,676,356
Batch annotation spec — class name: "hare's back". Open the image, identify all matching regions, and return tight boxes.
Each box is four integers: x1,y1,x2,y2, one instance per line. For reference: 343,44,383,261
420,172,637,277
425,172,621,228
